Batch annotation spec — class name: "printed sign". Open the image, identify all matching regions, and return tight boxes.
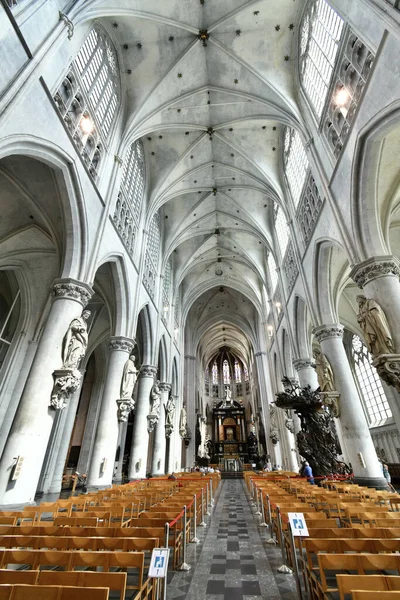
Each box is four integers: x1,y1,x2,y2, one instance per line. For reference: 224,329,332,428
287,512,309,537
148,548,170,578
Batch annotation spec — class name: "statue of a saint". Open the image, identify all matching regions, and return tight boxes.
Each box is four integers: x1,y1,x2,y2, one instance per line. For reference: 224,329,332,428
62,310,91,369
165,395,176,428
313,349,335,392
179,405,187,438
356,295,395,357
120,353,138,400
149,380,161,417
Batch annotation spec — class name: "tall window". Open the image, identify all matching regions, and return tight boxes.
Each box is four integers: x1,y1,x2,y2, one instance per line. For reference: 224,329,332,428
143,212,160,300
351,334,392,425
114,139,145,256
234,360,241,383
300,0,344,118
244,365,249,382
212,362,218,384
0,272,21,371
162,258,172,327
275,206,290,257
53,26,120,180
223,360,230,384
268,253,278,293
283,128,309,207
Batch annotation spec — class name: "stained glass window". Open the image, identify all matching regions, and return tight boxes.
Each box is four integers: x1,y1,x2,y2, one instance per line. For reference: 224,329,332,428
234,360,241,383
223,360,230,384
212,362,218,384
244,365,249,381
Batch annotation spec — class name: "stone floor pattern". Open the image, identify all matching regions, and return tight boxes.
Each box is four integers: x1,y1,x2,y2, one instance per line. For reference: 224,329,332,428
167,479,298,600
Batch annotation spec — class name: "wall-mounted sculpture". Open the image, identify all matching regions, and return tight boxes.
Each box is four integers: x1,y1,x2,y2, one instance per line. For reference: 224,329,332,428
165,394,176,438
117,352,138,422
147,379,161,432
275,377,350,477
50,310,91,409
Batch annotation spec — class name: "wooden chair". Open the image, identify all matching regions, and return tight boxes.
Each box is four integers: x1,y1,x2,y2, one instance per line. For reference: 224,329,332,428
37,570,127,600
11,584,109,600
352,592,400,600
0,572,37,585
337,574,400,600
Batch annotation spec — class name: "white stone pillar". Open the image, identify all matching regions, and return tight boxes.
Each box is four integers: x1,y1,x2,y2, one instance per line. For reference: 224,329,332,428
87,337,135,488
128,365,156,480
314,324,386,488
114,421,128,483
46,374,84,494
152,383,170,475
350,256,400,352
184,355,196,468
166,395,178,473
0,279,93,505
293,358,319,390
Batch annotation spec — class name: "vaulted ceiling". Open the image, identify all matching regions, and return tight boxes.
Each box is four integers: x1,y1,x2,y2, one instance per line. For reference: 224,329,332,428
81,0,305,359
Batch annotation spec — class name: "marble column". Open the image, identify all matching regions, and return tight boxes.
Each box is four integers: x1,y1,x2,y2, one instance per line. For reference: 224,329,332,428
313,324,386,488
152,382,171,475
87,337,135,488
166,395,178,473
293,358,319,390
0,278,93,505
128,365,156,480
350,256,400,352
114,421,128,483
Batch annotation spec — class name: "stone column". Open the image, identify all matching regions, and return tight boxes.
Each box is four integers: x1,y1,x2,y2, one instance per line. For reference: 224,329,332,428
313,324,386,488
0,278,93,505
184,355,196,468
46,374,84,494
350,256,400,352
128,365,157,480
87,337,135,489
166,395,178,473
293,358,319,390
152,383,171,475
114,421,128,483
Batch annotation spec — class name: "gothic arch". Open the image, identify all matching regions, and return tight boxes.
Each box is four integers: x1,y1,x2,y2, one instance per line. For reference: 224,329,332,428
92,254,131,336
313,238,350,325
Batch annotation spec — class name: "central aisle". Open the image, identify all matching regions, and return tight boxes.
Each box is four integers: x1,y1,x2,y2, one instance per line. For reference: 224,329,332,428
170,479,298,600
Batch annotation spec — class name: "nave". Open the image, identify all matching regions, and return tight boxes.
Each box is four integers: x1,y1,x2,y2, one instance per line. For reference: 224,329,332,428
168,479,297,600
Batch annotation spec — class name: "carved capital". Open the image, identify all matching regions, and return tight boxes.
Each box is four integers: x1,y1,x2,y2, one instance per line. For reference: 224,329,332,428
313,324,343,342
117,399,135,422
293,358,313,371
372,354,400,394
140,364,158,378
50,368,82,410
108,336,135,353
350,256,400,288
52,278,93,307
159,382,172,393
185,355,196,361
255,351,267,358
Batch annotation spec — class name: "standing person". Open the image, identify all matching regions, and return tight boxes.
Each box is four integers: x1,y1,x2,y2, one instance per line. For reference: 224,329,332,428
303,461,315,485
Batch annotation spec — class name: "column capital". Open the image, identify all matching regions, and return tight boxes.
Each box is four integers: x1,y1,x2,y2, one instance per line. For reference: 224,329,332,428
313,324,343,342
159,382,172,393
52,278,93,307
108,336,135,353
293,358,313,371
255,351,267,358
140,364,158,378
185,355,196,361
350,255,400,288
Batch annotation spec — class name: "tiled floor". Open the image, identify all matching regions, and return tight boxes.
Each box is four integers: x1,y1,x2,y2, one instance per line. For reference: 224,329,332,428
167,479,299,600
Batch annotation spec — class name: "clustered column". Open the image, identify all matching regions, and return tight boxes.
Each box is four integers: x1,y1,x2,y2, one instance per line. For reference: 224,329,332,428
87,336,135,488
152,382,171,475
313,324,386,487
0,278,93,505
128,365,157,480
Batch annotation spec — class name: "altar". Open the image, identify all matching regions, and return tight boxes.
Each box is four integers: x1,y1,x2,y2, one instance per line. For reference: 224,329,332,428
212,393,248,464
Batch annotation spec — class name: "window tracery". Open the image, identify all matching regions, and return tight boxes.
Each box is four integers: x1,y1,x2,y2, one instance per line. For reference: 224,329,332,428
162,258,172,328
0,272,21,372
113,140,145,257
351,334,392,425
299,0,344,119
234,360,241,383
53,26,120,180
223,359,230,384
283,128,309,207
143,213,160,300
296,172,323,246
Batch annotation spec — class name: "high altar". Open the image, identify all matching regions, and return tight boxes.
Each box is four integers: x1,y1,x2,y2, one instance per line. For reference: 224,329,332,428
212,391,249,468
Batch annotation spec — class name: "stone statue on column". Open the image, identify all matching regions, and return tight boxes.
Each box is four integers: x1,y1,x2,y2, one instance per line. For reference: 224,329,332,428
179,405,187,439
165,394,176,438
313,349,335,392
50,310,91,410
356,294,395,357
147,379,161,432
117,351,138,422
269,404,279,445
197,415,210,459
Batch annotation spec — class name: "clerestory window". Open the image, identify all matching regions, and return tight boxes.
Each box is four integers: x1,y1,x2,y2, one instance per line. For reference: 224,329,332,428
283,128,310,207
299,0,344,119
